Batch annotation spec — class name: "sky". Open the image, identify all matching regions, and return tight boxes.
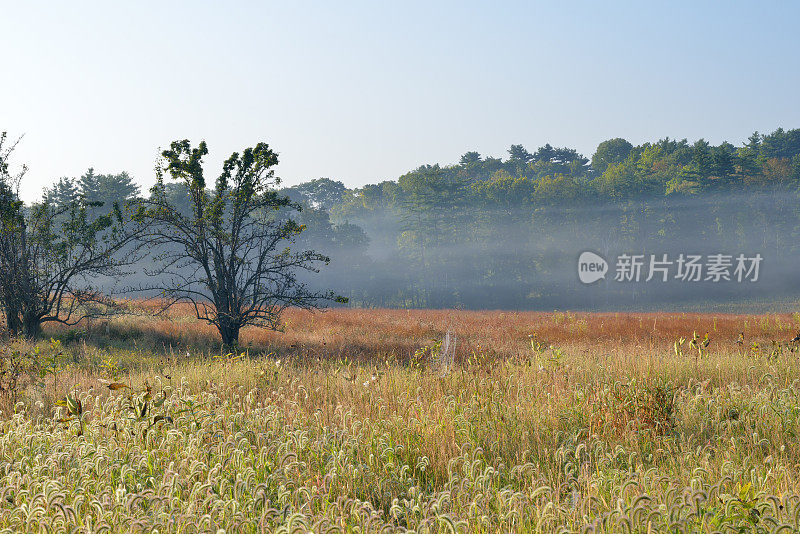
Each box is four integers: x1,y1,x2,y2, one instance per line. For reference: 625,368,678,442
2,1,799,201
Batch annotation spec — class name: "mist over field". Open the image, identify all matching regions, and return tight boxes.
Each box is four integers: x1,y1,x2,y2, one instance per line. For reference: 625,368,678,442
281,132,800,311
56,130,800,312
307,191,799,311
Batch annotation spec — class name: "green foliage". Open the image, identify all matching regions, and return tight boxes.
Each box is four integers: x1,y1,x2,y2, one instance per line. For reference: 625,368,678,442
0,134,139,338
315,126,800,308
0,339,65,407
591,137,633,173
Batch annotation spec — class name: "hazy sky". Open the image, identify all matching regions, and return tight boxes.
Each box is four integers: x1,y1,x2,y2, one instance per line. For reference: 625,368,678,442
2,1,799,201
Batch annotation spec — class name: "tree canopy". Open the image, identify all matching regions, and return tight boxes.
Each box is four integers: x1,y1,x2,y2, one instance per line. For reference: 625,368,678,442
134,140,344,347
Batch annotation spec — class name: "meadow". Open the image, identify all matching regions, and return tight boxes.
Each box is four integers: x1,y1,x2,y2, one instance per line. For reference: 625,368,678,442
2,307,800,532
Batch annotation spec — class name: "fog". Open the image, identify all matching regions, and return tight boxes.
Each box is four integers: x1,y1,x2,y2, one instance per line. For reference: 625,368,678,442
292,189,800,311
81,186,800,313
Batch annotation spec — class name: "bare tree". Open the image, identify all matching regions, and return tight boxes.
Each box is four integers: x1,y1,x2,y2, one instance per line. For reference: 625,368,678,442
0,132,141,338
134,140,344,348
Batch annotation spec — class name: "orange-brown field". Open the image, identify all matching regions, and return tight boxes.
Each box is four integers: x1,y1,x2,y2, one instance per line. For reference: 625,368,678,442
3,306,800,532
43,303,800,361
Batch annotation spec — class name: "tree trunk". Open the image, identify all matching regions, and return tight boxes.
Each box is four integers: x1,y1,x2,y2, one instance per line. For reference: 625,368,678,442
4,303,21,336
218,319,241,352
22,313,41,339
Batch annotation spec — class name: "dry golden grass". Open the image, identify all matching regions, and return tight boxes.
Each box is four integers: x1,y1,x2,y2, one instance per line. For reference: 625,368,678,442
1,306,799,532
42,304,800,362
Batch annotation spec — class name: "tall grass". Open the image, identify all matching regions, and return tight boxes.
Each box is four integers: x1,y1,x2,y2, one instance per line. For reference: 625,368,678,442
1,309,800,532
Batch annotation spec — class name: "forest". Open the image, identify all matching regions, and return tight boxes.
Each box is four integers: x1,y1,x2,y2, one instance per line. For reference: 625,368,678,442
33,127,800,310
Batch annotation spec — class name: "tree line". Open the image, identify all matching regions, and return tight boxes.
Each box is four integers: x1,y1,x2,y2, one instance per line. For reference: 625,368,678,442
285,127,800,308
2,127,800,327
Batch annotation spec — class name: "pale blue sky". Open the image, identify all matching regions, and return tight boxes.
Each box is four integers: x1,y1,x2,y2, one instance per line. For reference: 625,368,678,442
2,1,798,201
